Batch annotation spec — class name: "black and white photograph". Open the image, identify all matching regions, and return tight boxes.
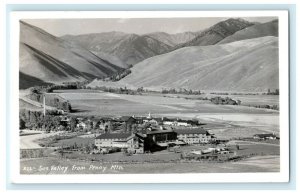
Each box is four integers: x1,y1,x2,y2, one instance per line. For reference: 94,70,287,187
13,11,289,181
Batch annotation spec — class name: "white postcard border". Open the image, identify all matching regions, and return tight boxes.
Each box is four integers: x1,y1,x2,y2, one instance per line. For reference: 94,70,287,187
9,10,289,183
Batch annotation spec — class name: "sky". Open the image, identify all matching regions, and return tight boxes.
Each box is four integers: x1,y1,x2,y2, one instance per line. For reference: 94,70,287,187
24,17,277,37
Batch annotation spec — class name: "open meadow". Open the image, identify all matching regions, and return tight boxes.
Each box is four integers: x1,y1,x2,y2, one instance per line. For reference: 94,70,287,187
164,93,279,106
52,89,279,139
53,90,278,116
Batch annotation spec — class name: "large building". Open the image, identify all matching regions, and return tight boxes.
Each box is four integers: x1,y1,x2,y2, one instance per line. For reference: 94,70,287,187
95,132,145,153
174,128,216,144
146,129,177,143
95,133,132,148
94,127,216,154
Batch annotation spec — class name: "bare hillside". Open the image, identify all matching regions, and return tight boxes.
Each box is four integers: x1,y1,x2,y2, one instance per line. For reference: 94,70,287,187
120,36,279,92
19,21,122,88
218,20,278,44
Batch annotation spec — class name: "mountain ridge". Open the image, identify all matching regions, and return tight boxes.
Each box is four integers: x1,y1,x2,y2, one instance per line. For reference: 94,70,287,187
218,19,278,44
19,20,123,88
174,18,255,49
61,32,173,67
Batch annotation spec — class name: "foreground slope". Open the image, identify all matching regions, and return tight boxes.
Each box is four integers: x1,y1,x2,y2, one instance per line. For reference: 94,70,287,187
20,21,122,88
218,20,278,44
120,36,279,92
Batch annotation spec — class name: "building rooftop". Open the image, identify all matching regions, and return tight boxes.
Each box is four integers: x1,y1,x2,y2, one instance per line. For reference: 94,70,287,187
174,128,209,135
119,116,136,122
146,129,176,135
95,133,132,140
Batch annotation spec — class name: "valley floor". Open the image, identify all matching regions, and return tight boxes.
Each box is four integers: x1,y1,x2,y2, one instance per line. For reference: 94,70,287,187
19,89,280,174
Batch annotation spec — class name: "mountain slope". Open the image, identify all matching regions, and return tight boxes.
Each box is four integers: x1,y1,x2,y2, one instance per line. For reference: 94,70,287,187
146,31,199,47
175,18,254,49
19,21,122,88
61,32,173,67
218,19,278,44
120,36,279,92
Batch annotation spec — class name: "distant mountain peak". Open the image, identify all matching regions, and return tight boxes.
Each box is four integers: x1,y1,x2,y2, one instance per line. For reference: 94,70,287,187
218,19,278,44
175,18,254,49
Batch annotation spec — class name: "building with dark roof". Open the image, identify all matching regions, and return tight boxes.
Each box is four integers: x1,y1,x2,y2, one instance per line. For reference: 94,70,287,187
95,133,132,148
174,128,216,144
117,116,137,132
95,133,132,140
95,132,146,153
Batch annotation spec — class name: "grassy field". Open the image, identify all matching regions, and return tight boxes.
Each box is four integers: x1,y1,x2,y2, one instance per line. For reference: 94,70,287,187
51,137,95,147
51,89,279,139
165,93,279,106
53,90,278,117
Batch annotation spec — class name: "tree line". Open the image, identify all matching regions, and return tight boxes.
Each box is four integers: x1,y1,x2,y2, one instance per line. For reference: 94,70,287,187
210,96,241,105
162,88,202,95
28,88,72,112
19,109,64,131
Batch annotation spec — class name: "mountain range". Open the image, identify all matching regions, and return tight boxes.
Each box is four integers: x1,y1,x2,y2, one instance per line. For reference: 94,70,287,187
19,18,279,92
174,18,255,49
19,21,123,89
61,32,175,67
218,19,278,44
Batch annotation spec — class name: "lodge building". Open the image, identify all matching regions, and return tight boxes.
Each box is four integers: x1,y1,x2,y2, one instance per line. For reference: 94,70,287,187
174,128,216,144
94,126,215,153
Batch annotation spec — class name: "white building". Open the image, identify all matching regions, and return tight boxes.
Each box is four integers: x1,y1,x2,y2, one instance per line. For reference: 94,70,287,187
174,129,216,144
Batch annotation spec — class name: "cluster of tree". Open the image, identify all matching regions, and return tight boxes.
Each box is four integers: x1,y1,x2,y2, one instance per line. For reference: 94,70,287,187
20,149,44,159
88,86,142,95
248,104,279,111
210,92,262,96
183,96,209,101
230,92,261,95
210,92,230,95
210,96,241,105
28,81,90,93
28,89,72,112
46,84,78,92
19,109,64,131
263,89,279,95
103,69,132,82
161,88,202,95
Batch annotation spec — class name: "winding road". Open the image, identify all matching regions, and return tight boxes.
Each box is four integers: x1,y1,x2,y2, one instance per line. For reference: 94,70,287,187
20,131,62,149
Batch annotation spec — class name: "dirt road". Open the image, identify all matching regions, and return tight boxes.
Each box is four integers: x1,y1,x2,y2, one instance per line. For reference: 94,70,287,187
20,131,62,149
